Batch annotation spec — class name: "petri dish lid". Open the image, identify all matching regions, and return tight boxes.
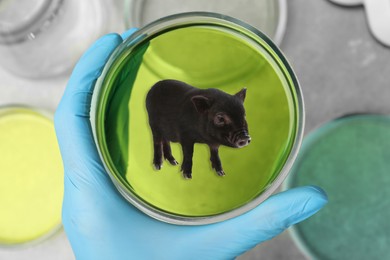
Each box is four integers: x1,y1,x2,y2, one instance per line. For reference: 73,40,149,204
284,114,390,259
124,0,287,45
0,106,63,246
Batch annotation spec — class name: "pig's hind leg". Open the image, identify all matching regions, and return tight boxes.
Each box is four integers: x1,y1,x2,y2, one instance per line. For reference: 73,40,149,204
209,146,225,176
162,140,178,165
151,130,163,170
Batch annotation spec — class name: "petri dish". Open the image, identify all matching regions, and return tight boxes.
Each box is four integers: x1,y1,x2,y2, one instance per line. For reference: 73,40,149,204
0,0,125,78
285,114,390,259
124,0,287,45
92,12,303,225
0,106,63,246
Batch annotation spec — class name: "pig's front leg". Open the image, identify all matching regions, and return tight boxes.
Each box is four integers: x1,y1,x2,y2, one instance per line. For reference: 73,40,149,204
209,145,225,176
163,140,178,165
181,142,194,179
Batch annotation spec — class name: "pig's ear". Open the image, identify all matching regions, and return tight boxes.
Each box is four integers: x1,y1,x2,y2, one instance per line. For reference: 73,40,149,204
235,88,247,102
191,95,210,113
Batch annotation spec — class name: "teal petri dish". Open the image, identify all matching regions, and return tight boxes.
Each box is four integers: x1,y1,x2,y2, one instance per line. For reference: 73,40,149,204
285,114,390,259
92,12,304,225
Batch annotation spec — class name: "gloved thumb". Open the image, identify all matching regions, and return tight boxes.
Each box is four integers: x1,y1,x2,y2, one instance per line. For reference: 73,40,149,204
194,186,327,259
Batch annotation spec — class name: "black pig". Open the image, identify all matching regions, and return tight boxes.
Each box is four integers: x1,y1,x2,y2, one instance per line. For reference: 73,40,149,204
146,79,251,179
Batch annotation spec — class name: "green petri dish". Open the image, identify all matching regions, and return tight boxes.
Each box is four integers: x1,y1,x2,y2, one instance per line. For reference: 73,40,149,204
0,106,63,245
92,12,303,224
285,114,390,259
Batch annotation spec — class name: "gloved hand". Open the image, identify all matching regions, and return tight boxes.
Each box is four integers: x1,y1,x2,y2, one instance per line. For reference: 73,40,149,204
55,30,328,260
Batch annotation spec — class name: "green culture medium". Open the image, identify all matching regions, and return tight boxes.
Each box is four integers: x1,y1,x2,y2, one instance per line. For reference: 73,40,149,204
286,115,390,259
93,13,303,224
0,107,63,245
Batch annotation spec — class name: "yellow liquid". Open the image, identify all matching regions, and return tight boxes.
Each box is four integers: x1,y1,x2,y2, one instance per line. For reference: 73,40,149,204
0,108,63,245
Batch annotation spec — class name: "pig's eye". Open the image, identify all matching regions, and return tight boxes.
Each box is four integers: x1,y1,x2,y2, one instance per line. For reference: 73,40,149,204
214,114,226,126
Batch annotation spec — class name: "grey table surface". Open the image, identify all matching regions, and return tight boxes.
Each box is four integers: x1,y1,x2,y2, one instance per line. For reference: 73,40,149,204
242,0,390,259
1,0,389,259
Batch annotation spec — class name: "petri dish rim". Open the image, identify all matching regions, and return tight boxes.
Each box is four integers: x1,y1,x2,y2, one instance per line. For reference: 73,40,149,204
92,12,304,225
123,0,288,46
0,105,63,248
0,0,64,45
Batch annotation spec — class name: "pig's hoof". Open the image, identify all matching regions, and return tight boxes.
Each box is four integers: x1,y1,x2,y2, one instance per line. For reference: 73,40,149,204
153,163,162,170
183,172,192,179
217,170,225,176
167,158,179,166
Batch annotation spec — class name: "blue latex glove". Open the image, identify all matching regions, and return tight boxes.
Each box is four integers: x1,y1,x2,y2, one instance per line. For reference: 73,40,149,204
55,30,328,260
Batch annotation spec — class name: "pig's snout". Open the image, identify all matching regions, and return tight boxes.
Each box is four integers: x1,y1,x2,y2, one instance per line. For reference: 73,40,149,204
236,133,251,148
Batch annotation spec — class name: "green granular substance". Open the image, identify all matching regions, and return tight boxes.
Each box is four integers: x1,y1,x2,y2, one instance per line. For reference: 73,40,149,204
287,115,390,260
102,26,298,216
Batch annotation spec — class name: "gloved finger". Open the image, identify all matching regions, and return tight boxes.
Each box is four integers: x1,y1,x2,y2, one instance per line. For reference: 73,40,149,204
55,33,122,187
121,28,138,40
201,185,328,259
65,33,123,97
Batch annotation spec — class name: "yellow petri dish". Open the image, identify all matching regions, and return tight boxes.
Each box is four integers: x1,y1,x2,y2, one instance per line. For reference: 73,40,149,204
0,106,63,245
